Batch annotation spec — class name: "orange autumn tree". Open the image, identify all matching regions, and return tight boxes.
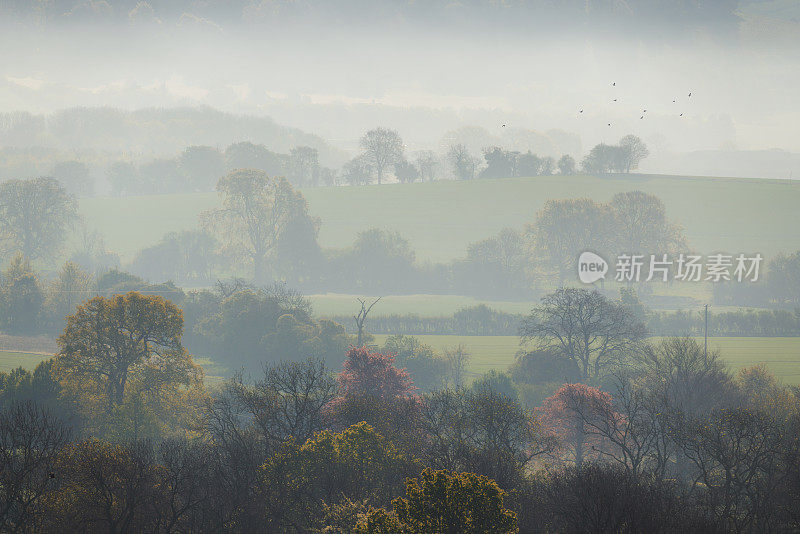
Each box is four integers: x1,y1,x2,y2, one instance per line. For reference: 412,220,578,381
54,292,206,439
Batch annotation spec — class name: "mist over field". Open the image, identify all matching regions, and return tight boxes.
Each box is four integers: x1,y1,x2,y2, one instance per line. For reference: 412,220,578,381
2,0,800,176
2,2,800,532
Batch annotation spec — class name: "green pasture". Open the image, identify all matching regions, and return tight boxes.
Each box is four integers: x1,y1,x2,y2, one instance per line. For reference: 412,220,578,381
371,335,800,385
79,173,800,264
0,350,52,372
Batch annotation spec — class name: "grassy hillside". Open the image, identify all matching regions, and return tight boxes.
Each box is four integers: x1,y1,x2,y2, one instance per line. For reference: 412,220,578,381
371,335,800,386
80,173,800,264
0,350,52,372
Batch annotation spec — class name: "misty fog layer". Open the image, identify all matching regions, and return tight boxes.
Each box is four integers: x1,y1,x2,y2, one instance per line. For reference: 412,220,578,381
3,5,800,533
1,3,799,178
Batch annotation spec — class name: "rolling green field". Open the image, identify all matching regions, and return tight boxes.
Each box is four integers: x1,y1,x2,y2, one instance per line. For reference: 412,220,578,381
80,174,800,264
0,350,53,372
371,335,800,385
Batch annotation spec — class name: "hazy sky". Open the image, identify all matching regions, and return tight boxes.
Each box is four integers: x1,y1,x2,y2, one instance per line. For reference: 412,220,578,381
1,20,799,157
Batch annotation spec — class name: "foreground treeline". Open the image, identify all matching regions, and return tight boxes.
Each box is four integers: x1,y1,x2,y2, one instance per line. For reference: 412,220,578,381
2,290,800,532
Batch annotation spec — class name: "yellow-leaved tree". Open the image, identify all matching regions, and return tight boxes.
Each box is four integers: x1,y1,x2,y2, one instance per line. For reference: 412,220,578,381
53,291,206,439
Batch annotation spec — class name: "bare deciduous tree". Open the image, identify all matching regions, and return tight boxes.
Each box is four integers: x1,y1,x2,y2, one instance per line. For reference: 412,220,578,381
619,135,649,173
354,297,381,347
360,128,404,185
520,288,648,381
443,344,470,388
236,358,337,446
0,402,71,532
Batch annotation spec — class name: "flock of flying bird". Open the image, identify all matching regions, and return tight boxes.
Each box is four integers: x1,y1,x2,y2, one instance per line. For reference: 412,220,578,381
499,82,693,129
578,82,692,128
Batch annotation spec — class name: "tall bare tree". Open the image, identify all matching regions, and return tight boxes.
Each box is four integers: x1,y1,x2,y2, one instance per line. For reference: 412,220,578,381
232,358,337,447
520,288,648,381
444,344,470,388
360,128,404,185
354,297,380,347
618,135,649,173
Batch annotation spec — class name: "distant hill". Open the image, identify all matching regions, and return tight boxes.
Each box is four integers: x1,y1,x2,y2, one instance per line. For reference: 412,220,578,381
0,106,349,166
644,149,800,180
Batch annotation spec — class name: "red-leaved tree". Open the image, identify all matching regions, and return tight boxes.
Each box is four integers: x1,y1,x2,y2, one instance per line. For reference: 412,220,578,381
537,383,616,469
337,346,416,399
328,347,420,453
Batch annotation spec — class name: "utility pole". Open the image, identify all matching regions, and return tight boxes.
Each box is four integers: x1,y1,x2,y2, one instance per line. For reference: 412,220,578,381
703,304,709,360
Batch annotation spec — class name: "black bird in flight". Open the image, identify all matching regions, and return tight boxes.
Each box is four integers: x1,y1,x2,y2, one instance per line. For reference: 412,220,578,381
680,113,684,116
608,123,612,126
613,99,617,102
640,116,644,119
612,82,616,86
579,109,583,113
502,124,506,127
688,92,692,97
643,109,647,112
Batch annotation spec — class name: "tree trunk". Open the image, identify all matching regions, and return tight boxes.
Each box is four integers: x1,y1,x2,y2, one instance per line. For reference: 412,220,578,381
253,253,268,284
111,371,127,405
